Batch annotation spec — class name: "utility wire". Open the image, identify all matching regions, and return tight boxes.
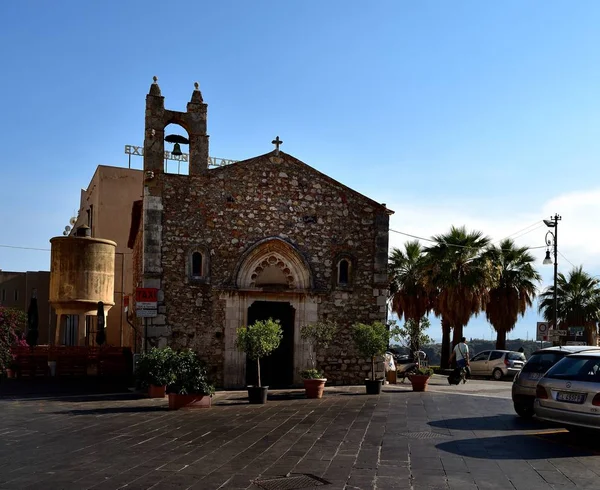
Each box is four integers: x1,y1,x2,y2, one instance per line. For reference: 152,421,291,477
507,223,546,242
496,220,543,243
0,244,131,255
558,251,577,269
389,229,547,251
2,227,549,255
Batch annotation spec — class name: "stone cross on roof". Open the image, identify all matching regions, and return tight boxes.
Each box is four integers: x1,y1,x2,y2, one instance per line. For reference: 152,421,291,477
272,136,283,155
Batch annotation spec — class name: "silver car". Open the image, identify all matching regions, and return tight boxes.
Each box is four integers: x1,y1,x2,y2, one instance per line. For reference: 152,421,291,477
469,350,526,380
512,345,600,418
534,351,600,431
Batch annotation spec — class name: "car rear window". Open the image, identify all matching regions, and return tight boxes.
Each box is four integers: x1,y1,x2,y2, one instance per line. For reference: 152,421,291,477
522,352,565,373
545,356,600,382
489,351,504,361
508,352,526,361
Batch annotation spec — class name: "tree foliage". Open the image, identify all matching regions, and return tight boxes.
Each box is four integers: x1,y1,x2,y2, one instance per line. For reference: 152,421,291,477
351,321,391,380
135,346,177,388
0,306,27,373
485,239,540,349
300,320,338,377
393,316,433,355
538,266,600,345
389,241,432,323
421,225,496,367
236,318,283,387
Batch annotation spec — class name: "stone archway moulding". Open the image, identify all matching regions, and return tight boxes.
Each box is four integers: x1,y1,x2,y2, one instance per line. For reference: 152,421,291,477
235,237,313,290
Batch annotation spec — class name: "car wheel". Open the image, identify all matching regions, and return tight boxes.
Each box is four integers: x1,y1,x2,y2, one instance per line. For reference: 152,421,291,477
514,402,534,419
492,368,503,380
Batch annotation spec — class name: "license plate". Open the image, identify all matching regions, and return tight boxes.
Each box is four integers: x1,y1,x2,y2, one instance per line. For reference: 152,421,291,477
528,373,542,380
556,392,585,404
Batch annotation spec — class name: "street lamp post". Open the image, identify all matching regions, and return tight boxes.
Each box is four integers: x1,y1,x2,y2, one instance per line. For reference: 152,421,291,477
543,214,562,343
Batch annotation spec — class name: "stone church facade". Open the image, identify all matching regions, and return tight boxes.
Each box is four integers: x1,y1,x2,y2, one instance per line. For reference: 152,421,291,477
129,79,393,388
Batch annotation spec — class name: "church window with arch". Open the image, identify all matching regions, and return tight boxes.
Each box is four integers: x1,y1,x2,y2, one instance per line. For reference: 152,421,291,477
189,249,209,282
336,257,353,287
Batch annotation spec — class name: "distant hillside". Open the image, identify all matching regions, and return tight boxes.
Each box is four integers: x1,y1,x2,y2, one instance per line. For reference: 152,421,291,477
391,339,552,366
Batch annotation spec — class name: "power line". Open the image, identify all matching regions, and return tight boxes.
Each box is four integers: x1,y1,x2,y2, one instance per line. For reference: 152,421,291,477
496,220,543,243
0,244,131,255
507,223,546,242
0,244,50,251
389,228,547,251
558,251,577,269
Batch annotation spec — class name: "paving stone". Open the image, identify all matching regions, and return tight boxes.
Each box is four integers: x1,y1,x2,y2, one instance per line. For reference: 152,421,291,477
3,384,600,490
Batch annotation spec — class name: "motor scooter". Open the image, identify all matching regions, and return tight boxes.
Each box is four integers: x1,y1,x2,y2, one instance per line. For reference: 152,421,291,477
394,356,419,383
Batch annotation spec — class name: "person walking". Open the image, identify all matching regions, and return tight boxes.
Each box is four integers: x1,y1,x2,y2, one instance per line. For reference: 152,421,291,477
448,337,470,384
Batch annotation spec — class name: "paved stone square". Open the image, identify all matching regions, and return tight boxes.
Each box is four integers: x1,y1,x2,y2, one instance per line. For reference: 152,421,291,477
0,377,599,489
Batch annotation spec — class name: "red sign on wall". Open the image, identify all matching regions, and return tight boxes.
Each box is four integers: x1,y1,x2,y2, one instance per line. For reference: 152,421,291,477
136,288,158,306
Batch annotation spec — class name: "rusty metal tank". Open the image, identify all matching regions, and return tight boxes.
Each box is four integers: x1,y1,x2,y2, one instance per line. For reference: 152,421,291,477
49,226,116,316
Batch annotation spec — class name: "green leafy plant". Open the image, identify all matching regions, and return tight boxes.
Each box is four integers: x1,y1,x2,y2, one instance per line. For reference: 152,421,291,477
300,320,338,378
170,349,215,396
135,347,176,388
351,321,391,381
300,368,324,380
235,319,283,387
393,317,433,355
0,307,27,374
413,366,434,377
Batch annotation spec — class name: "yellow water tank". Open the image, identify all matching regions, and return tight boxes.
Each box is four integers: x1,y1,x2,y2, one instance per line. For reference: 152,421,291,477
49,227,116,316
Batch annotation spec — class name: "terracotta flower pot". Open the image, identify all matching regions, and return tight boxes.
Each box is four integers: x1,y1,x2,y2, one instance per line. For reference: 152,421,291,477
409,374,430,392
6,369,15,379
168,393,212,410
148,384,166,398
303,378,327,399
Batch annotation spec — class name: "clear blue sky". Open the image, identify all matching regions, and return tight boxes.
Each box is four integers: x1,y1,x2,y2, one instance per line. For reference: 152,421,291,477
2,1,600,342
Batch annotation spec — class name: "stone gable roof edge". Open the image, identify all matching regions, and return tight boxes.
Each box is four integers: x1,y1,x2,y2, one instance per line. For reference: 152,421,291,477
210,151,394,214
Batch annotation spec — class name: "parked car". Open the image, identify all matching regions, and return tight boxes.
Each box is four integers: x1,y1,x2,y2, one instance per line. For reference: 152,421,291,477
469,350,526,380
534,351,600,431
512,345,600,418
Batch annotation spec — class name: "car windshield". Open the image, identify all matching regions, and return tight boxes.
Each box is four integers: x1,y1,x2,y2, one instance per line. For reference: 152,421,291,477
522,352,565,373
545,356,600,382
508,352,526,361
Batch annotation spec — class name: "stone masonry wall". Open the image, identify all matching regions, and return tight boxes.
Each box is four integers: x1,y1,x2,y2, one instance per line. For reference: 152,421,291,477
159,152,390,386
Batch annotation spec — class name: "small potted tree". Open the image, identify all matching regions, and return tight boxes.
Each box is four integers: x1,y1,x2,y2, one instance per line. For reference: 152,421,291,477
168,349,215,410
300,320,338,399
236,319,282,404
351,321,390,395
135,347,176,398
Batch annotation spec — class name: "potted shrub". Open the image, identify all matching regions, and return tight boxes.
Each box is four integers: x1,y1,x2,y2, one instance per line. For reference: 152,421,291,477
168,349,215,410
300,320,338,399
408,366,434,392
135,347,176,398
235,319,282,404
351,321,391,395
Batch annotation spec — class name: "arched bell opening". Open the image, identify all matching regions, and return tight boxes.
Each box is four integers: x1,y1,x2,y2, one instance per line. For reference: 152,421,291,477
164,123,190,175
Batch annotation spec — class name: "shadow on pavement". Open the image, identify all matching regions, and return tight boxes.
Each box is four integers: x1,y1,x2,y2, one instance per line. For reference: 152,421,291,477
52,405,167,415
428,415,542,431
437,432,600,459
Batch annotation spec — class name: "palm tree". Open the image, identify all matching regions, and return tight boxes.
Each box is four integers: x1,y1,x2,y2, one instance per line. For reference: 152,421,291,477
485,240,541,350
423,226,496,368
538,266,600,345
388,241,432,337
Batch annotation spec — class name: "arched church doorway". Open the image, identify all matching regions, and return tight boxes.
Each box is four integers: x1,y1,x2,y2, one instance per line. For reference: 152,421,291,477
246,301,295,388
